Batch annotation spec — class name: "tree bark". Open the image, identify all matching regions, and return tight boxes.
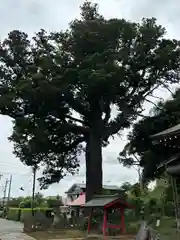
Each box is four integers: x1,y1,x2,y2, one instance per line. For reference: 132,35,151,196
85,131,103,202
138,167,143,191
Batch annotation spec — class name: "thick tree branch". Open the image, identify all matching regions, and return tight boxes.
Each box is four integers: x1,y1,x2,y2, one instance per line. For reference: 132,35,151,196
160,82,174,95
103,111,133,140
133,154,140,164
103,102,111,125
103,109,146,141
61,122,89,134
149,94,164,101
65,114,85,125
142,83,161,99
131,163,140,166
103,109,149,140
137,113,148,118
63,92,89,117
144,98,163,111
103,82,165,140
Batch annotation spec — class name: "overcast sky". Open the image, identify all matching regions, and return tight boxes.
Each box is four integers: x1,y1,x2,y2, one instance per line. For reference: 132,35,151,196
0,0,179,198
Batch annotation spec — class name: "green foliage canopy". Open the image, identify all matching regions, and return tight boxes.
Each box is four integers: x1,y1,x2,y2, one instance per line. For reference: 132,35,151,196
0,2,180,199
119,88,180,181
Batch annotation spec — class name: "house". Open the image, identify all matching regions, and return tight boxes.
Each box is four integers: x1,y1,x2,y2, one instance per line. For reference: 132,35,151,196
65,183,120,204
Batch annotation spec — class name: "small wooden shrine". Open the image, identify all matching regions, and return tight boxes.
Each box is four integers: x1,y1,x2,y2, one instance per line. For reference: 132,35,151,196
81,194,133,237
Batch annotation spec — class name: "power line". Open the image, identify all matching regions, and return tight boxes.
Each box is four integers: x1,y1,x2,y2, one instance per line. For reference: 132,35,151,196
0,172,31,176
0,169,32,176
0,162,24,167
0,165,30,175
0,164,28,170
0,160,29,167
0,162,37,176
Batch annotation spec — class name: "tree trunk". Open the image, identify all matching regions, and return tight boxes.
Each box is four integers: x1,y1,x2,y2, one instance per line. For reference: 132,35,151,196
138,167,143,191
85,131,102,202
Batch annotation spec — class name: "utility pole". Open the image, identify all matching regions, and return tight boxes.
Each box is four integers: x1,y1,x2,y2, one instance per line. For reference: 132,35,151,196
2,179,8,208
31,166,37,216
7,175,12,207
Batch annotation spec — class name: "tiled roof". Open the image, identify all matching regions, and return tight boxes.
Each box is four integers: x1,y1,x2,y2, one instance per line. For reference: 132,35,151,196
157,153,180,169
167,164,180,176
151,123,180,139
66,183,119,193
81,194,132,208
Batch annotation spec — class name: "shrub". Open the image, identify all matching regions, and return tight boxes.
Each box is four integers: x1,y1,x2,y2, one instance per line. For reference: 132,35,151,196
20,208,32,222
125,209,136,222
8,197,23,208
126,222,140,234
7,208,21,221
46,198,62,208
19,199,38,208
36,207,53,218
6,207,53,222
20,207,53,222
164,202,174,217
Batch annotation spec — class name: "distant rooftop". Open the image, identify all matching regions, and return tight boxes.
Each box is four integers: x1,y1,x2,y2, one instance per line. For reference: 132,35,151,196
77,183,119,190
66,183,120,193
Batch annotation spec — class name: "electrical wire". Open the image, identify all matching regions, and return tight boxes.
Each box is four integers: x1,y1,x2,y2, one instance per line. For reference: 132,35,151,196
0,163,32,176
0,168,32,176
0,162,27,168
0,171,31,176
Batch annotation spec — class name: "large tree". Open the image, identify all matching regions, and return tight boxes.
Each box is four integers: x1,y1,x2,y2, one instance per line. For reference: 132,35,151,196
0,2,180,200
119,88,180,182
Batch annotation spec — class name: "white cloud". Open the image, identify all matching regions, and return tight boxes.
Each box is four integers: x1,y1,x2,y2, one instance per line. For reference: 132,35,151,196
0,0,179,197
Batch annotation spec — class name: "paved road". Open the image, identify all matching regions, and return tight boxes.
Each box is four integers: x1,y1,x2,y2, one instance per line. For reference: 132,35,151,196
0,218,34,240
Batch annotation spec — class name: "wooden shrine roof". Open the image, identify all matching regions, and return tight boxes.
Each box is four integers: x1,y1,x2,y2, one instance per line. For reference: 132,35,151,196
151,123,180,139
157,153,180,169
81,194,132,209
166,164,180,176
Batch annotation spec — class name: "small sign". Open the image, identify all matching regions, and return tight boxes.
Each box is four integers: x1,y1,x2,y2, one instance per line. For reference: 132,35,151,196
156,219,160,227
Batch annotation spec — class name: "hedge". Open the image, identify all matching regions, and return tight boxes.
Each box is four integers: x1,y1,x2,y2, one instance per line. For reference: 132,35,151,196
20,207,53,222
7,207,53,222
7,208,21,221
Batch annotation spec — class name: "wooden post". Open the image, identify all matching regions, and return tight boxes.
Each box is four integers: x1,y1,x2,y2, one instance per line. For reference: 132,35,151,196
102,208,107,237
120,208,125,234
87,208,93,234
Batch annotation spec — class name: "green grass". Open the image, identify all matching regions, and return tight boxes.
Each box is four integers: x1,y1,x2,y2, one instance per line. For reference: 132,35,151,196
125,216,177,238
151,216,177,239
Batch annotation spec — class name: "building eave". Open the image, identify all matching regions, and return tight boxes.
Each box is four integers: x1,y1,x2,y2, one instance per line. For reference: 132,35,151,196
151,123,180,139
